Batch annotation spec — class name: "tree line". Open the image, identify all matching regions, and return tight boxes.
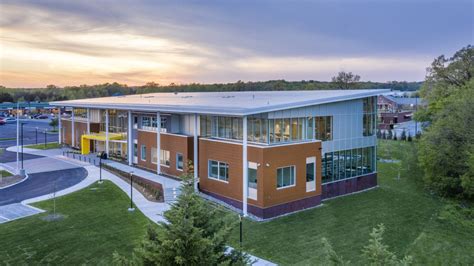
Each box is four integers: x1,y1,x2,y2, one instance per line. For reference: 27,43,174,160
0,79,422,103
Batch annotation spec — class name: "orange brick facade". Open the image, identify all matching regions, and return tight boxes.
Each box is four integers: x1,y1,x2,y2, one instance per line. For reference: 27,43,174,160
136,130,194,178
198,138,322,216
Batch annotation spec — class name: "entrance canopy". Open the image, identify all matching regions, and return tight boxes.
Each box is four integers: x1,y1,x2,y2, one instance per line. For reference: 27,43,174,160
81,132,125,155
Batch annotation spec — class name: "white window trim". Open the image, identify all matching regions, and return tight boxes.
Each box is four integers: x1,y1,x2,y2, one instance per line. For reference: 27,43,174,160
160,150,171,167
208,159,229,183
276,165,296,190
306,156,316,192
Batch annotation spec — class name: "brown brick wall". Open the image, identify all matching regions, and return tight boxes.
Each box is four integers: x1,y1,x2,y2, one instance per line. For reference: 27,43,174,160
60,119,100,148
136,130,193,177
198,139,321,209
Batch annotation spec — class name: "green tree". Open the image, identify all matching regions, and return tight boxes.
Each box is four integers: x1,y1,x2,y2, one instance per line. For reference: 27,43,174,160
400,130,407,141
114,163,250,265
49,118,59,131
331,71,361,90
416,45,474,199
362,224,413,266
418,82,474,198
321,238,350,265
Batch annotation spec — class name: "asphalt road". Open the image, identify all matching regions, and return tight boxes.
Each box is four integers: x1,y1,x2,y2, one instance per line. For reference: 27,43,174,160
0,150,43,163
0,167,87,206
0,119,58,148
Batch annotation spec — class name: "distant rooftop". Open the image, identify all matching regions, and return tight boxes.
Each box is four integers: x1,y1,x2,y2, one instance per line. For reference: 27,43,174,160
53,90,388,116
384,95,425,106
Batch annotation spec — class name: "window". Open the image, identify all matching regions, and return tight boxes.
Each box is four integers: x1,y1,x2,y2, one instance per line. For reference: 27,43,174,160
276,166,295,188
315,116,333,141
160,150,170,166
140,145,146,161
321,146,376,183
208,160,229,182
306,160,315,182
307,117,314,139
151,147,157,164
176,153,184,170
363,97,376,136
248,167,257,188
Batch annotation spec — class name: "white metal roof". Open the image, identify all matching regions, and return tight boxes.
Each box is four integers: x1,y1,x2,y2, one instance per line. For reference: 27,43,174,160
52,89,389,116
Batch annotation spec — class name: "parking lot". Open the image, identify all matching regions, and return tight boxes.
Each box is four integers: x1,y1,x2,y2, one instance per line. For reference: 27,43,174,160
0,119,58,148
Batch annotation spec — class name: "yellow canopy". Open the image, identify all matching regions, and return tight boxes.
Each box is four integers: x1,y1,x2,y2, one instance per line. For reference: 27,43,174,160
81,132,125,155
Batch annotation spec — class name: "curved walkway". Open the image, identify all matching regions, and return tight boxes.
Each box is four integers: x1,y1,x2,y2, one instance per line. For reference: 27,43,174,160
2,146,276,266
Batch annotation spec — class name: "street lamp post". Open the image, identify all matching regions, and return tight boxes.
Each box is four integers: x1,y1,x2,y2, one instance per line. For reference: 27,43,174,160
128,171,135,212
239,214,243,248
44,130,47,148
35,127,38,144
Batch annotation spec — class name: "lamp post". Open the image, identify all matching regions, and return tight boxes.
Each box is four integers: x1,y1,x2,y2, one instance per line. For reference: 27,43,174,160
128,171,135,212
44,130,47,148
239,214,243,248
98,152,107,184
35,127,38,144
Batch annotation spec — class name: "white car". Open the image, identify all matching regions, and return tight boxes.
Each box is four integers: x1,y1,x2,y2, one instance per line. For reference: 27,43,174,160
3,117,17,123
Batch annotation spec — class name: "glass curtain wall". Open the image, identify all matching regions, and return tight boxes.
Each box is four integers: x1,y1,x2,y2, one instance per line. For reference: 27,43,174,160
321,146,375,183
363,97,376,136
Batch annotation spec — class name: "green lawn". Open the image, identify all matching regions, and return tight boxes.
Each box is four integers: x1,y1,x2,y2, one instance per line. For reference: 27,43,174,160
0,137,16,141
0,170,13,177
25,142,62,150
227,140,474,265
0,181,151,265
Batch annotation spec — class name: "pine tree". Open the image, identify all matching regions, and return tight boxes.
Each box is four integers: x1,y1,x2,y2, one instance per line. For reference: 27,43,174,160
387,130,393,140
321,238,350,265
114,161,250,265
362,224,413,266
407,133,413,142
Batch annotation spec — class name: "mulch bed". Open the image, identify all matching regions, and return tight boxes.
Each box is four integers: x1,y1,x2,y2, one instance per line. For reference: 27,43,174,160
0,174,25,188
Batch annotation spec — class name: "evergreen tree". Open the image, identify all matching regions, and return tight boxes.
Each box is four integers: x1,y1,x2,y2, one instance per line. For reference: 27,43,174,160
362,224,413,266
387,130,393,140
321,238,350,265
114,162,250,265
407,133,413,142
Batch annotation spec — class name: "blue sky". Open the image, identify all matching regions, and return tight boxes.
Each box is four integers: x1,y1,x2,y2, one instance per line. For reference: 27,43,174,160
0,0,472,87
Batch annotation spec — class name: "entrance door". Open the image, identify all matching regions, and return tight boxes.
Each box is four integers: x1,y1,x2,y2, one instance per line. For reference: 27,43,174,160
306,157,316,192
248,162,258,200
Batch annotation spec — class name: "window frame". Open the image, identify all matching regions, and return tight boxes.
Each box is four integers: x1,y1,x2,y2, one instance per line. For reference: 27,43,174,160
276,165,296,189
207,159,229,183
176,153,184,171
140,145,146,161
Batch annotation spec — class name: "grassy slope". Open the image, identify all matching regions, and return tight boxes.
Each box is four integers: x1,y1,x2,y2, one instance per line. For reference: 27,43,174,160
0,170,13,177
0,181,150,265
24,142,62,150
227,140,474,265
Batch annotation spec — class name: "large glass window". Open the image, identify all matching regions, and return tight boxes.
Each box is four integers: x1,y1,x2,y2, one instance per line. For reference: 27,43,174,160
315,116,333,141
363,97,376,136
307,117,314,139
248,167,257,189
321,146,376,183
283,118,291,141
277,166,295,188
208,160,229,182
306,160,315,182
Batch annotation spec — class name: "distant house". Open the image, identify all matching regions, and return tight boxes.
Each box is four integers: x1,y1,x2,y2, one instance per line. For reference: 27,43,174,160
377,95,425,130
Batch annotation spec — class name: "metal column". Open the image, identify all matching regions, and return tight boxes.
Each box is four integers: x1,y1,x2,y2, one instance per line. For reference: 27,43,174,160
71,108,75,148
128,110,133,166
105,109,109,155
193,114,199,192
242,115,248,216
156,112,161,175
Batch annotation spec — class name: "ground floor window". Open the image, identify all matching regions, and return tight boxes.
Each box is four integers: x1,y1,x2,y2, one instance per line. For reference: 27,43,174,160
277,166,295,189
208,160,229,182
176,153,184,170
306,160,315,182
248,166,257,189
322,146,375,183
140,145,146,161
160,149,170,166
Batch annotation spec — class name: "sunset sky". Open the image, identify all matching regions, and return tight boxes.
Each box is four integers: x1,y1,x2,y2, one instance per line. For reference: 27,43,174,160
0,0,472,88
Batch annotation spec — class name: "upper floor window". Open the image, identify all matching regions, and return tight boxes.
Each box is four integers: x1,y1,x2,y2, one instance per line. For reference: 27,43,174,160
315,116,332,141
363,97,376,136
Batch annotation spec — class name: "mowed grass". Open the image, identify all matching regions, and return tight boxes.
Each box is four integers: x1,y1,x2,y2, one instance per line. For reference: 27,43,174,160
25,142,62,150
227,140,474,265
0,170,13,177
0,181,150,265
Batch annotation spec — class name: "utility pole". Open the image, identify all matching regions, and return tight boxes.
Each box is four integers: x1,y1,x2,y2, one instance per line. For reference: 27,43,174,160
128,171,135,212
36,127,38,144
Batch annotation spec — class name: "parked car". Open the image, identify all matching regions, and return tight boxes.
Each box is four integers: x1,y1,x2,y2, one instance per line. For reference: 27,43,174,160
37,114,50,119
3,117,17,123
0,119,5,125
